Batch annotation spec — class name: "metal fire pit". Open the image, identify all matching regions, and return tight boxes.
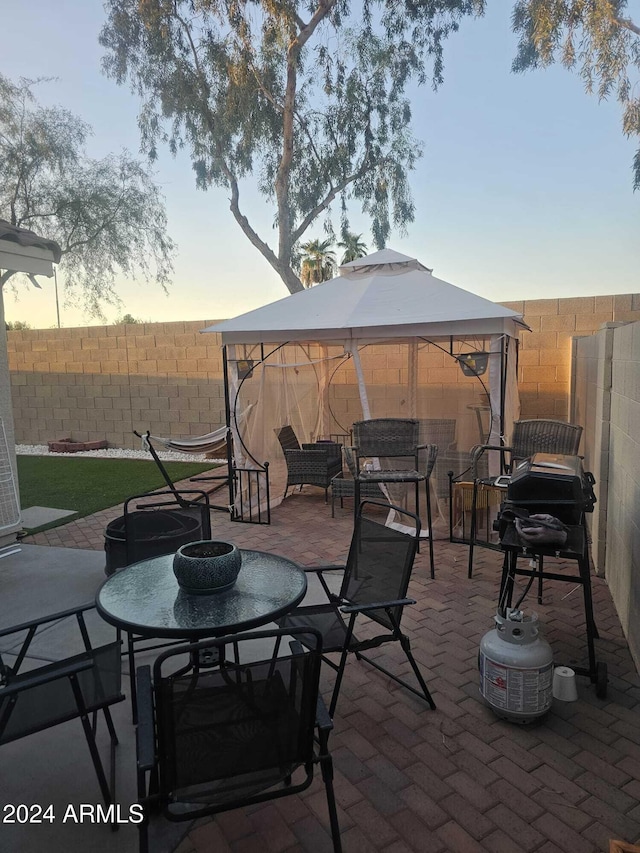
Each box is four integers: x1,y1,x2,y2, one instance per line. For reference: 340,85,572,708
104,509,203,576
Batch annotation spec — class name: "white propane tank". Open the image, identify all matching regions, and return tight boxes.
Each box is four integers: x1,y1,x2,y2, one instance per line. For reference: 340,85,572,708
479,609,553,723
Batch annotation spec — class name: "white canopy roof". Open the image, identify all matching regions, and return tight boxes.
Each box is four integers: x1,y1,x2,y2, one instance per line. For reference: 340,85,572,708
205,249,528,345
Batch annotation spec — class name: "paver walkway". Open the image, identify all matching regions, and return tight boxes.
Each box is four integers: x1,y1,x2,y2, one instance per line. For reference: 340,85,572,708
24,488,640,853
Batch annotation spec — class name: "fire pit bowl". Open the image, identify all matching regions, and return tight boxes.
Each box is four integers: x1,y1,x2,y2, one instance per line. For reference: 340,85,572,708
173,540,242,595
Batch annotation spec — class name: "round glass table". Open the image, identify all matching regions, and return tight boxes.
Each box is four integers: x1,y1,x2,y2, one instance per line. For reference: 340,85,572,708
95,549,307,639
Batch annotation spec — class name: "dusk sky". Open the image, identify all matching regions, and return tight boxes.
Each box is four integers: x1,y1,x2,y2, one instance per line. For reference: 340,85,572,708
2,1,638,329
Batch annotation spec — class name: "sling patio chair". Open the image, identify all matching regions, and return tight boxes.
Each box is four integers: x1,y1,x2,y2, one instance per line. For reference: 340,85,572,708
135,627,342,853
276,425,343,502
0,604,124,810
277,500,436,716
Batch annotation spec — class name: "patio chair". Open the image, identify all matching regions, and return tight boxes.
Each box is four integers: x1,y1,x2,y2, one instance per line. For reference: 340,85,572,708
466,419,583,577
277,500,436,716
136,627,342,853
0,603,124,808
351,418,438,570
351,418,429,519
276,425,343,502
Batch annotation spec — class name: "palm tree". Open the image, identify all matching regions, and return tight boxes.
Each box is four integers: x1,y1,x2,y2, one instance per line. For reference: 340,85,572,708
337,232,368,264
298,238,336,287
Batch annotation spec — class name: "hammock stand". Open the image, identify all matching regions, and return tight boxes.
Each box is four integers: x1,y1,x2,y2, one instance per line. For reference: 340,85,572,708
134,428,234,517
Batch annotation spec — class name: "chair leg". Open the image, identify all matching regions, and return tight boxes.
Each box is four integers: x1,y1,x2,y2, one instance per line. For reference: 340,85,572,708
468,480,479,579
318,739,343,852
426,479,435,579
400,634,437,710
128,632,138,724
70,675,116,807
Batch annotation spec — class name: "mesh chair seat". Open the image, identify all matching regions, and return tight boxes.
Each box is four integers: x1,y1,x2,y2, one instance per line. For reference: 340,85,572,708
136,628,342,853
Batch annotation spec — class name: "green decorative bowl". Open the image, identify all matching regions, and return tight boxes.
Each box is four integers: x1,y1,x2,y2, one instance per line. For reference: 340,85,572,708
173,540,242,595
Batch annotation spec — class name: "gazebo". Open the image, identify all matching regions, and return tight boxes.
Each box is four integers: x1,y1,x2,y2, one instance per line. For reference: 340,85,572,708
204,249,528,520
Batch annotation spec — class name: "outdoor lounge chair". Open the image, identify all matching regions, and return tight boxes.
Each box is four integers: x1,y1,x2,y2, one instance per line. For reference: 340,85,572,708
276,425,343,502
0,604,124,808
135,627,342,853
277,500,436,716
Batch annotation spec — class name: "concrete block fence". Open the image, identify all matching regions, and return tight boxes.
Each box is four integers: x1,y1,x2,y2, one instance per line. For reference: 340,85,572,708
7,295,640,449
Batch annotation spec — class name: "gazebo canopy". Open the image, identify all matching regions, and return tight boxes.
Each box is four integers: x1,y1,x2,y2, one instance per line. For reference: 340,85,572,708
206,249,527,345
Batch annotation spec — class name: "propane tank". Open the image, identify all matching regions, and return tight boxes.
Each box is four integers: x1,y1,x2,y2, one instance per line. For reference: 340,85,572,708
479,609,553,724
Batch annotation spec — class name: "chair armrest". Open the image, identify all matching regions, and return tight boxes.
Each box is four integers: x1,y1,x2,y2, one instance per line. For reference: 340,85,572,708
303,565,346,574
340,597,415,614
0,658,94,695
470,444,513,478
136,665,156,772
315,694,334,733
0,602,96,639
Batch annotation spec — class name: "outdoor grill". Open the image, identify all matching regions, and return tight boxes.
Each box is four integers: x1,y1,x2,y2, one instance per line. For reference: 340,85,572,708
493,452,607,698
503,452,596,525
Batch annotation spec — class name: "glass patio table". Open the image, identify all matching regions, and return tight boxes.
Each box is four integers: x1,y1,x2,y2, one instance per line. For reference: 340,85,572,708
95,549,307,639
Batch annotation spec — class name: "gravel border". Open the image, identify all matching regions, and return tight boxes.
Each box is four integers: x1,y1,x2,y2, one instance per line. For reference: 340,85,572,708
15,444,223,464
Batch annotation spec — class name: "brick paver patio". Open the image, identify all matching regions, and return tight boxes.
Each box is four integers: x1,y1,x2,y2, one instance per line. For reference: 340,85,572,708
24,487,640,852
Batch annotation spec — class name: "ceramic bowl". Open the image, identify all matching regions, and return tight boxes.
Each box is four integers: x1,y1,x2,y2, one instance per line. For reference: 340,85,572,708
173,540,242,594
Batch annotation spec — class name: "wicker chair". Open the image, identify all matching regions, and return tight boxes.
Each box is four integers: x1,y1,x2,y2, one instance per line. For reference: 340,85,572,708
276,425,343,502
351,419,439,577
466,419,584,577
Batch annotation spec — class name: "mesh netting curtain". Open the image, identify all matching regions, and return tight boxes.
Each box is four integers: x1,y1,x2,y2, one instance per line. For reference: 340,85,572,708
226,335,519,518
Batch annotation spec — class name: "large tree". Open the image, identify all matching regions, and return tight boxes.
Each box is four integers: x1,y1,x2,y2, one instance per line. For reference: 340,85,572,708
512,0,640,189
0,74,175,316
100,0,482,294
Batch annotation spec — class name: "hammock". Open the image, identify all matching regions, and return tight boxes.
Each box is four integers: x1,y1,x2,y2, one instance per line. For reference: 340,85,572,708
140,403,255,457
143,424,229,457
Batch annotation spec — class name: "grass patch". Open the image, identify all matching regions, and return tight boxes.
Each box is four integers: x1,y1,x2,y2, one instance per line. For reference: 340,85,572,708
17,455,218,533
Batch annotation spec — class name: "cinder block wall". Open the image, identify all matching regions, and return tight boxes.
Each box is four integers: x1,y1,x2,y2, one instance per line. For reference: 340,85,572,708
8,321,225,449
572,320,640,672
503,294,640,419
8,294,640,449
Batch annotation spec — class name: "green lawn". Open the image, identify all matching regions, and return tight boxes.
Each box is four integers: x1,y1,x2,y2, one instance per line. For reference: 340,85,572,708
17,455,218,532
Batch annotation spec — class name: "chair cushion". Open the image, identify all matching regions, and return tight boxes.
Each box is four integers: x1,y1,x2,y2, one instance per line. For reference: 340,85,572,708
358,469,425,482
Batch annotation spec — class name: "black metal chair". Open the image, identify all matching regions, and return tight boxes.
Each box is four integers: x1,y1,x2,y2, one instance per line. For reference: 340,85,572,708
136,627,342,853
278,500,436,716
276,425,343,502
0,604,124,808
466,419,584,577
